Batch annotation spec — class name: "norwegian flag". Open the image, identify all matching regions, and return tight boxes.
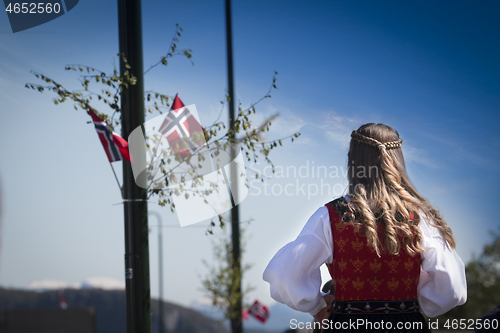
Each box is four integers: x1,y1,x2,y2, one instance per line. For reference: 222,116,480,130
247,300,270,324
158,95,205,159
88,107,131,162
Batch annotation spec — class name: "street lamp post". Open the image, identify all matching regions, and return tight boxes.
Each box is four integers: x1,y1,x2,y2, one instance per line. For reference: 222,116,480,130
118,0,151,332
225,1,243,332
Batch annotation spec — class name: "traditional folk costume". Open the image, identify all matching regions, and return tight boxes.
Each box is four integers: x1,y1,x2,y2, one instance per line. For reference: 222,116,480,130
263,195,467,332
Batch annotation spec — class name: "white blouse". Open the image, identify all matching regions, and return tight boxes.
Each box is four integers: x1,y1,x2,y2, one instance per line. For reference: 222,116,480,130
263,204,467,318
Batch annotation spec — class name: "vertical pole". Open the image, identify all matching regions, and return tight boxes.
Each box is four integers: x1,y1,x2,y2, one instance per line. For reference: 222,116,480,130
225,1,242,333
149,211,164,333
158,219,163,333
118,1,151,333
109,162,123,198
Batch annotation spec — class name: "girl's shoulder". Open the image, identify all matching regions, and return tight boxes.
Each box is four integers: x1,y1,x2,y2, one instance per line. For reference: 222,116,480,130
325,194,349,208
325,195,353,223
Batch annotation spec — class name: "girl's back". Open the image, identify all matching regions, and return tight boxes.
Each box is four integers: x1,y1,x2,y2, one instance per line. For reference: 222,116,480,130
263,123,467,333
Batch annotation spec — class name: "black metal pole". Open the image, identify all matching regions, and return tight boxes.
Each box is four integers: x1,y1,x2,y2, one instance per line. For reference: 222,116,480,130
118,1,151,332
225,1,242,332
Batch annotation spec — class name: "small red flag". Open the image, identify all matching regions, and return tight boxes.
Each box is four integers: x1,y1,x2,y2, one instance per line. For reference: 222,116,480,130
158,95,205,160
247,300,270,324
88,107,131,162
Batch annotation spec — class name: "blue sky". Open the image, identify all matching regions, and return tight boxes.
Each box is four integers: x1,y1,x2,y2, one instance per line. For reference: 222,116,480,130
0,0,499,317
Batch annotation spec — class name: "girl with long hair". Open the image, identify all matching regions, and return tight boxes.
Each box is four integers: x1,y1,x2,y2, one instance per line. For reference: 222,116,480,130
263,123,467,332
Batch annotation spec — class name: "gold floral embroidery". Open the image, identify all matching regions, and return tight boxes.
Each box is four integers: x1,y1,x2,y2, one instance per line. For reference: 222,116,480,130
335,222,347,234
369,259,382,273
338,258,347,272
387,259,400,273
387,277,399,291
369,277,383,292
351,237,363,252
404,257,414,271
352,257,366,273
337,238,348,253
352,277,364,291
403,277,413,291
338,277,349,289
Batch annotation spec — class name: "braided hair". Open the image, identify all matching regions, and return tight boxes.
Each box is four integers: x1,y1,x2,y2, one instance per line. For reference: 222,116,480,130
347,123,456,256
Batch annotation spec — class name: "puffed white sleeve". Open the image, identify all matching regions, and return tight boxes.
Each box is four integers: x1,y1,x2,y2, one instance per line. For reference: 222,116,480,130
263,206,333,316
417,214,467,317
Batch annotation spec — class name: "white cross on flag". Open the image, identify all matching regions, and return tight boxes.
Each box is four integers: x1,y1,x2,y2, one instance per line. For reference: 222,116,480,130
247,300,270,324
158,95,205,160
127,101,249,227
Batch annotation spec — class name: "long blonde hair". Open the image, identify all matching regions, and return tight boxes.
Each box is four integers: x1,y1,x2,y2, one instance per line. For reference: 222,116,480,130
347,123,456,256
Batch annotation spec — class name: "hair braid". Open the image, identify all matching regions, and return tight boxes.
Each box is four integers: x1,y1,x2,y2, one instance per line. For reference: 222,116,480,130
351,131,403,150
347,123,456,255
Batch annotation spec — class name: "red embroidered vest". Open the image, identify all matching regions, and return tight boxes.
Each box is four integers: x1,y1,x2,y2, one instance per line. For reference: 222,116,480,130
325,198,421,301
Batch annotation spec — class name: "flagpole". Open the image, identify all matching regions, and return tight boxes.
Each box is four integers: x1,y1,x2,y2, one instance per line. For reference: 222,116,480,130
118,0,151,332
225,1,243,333
109,162,124,198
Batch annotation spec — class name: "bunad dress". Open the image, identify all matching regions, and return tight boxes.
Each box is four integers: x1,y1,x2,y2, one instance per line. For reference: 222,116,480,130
263,196,467,332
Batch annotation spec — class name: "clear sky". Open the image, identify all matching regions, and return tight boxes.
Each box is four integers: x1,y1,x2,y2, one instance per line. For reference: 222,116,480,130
0,0,499,313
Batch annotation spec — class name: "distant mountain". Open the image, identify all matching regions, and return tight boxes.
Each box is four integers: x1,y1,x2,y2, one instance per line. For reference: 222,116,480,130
27,277,125,291
0,287,228,333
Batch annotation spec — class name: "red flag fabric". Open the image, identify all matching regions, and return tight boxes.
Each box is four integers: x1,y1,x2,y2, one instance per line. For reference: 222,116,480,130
88,107,131,162
247,300,270,324
171,94,185,111
242,309,249,321
158,95,204,160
